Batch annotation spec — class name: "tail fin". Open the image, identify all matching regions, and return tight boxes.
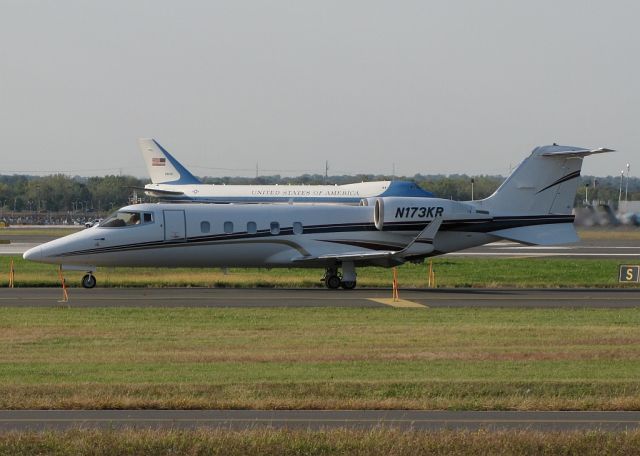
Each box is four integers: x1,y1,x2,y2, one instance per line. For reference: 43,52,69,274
477,144,613,216
138,139,202,185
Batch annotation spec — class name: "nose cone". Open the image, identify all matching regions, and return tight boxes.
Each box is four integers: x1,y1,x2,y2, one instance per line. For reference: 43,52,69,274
23,246,42,262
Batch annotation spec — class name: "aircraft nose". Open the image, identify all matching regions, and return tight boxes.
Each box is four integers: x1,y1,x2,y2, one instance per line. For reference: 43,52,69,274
23,246,42,261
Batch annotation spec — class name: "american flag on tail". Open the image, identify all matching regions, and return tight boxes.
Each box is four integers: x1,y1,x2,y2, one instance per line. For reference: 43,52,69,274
152,157,166,166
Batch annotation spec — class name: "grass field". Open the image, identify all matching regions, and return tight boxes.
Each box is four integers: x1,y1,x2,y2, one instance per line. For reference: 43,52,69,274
2,429,640,456
2,255,638,288
1,307,640,410
2,225,638,288
2,228,639,452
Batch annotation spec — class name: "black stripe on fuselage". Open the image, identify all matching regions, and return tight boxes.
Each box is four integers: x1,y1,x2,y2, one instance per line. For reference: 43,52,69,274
53,215,573,258
536,170,581,194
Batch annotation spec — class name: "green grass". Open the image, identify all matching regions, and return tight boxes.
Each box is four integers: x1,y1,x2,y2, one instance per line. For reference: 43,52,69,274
0,227,81,238
2,256,638,288
2,429,640,456
1,307,640,410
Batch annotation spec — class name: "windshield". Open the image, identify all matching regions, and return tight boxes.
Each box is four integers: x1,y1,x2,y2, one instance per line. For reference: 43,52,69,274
100,211,151,228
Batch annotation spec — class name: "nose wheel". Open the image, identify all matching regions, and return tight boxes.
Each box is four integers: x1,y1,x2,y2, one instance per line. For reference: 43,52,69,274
81,273,96,289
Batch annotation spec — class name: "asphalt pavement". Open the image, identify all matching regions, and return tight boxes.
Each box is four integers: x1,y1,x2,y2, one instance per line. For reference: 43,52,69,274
2,287,639,308
0,410,639,431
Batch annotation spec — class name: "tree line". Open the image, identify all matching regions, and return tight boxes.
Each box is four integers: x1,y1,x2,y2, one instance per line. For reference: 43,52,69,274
0,173,638,215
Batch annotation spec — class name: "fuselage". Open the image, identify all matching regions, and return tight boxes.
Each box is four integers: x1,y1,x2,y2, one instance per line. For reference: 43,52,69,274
24,199,513,269
144,180,433,203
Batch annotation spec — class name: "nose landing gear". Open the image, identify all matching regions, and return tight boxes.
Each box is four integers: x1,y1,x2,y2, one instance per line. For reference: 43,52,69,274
81,273,96,289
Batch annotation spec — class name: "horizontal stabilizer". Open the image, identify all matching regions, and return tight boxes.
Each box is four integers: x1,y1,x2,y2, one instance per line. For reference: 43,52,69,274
490,223,579,245
540,147,614,158
143,187,186,197
128,186,186,197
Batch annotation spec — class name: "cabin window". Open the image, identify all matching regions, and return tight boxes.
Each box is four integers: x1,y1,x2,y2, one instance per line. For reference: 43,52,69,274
224,221,234,233
100,211,143,228
143,213,153,223
200,221,210,233
293,221,303,235
270,221,280,235
247,221,257,234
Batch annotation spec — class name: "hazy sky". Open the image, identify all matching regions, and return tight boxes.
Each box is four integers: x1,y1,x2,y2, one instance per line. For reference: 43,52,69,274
1,1,638,179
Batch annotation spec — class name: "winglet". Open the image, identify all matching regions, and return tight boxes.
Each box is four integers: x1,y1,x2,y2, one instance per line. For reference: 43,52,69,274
397,216,443,256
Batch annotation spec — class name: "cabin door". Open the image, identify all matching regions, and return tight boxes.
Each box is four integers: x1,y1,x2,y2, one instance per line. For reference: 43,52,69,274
163,210,186,241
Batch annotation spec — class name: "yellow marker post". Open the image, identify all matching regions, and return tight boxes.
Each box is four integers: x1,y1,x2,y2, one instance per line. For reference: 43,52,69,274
8,258,15,288
427,260,436,288
392,267,400,301
57,266,69,303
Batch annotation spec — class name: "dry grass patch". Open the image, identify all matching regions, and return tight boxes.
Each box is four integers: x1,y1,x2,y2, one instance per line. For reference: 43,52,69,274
4,255,638,288
2,428,640,456
577,228,640,240
1,307,640,409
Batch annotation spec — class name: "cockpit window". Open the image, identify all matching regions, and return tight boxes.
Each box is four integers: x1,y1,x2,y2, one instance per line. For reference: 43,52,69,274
100,211,152,228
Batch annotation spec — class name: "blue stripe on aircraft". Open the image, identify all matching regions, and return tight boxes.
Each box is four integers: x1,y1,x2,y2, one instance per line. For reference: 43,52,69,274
379,181,433,197
152,140,202,185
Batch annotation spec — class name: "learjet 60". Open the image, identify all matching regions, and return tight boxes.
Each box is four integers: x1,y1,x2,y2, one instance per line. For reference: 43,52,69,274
24,144,612,289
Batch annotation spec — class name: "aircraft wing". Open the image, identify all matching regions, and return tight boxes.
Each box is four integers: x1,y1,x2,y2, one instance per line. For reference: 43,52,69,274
310,250,401,261
293,216,443,264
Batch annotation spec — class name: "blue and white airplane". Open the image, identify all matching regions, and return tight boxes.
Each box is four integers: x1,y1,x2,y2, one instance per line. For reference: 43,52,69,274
25,144,612,289
139,138,433,203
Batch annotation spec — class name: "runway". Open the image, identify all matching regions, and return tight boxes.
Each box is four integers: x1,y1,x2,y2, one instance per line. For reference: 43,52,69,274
2,287,640,308
0,410,639,431
447,239,640,258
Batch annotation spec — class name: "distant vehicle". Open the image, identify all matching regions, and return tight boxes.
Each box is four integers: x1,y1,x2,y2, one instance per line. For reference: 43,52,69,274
84,219,102,228
138,138,433,203
25,144,612,289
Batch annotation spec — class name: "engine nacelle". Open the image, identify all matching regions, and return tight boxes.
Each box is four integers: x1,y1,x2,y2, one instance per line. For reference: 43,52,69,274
373,197,473,230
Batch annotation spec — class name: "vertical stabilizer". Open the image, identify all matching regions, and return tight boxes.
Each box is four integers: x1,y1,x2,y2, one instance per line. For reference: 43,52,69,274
138,139,202,185
477,145,613,216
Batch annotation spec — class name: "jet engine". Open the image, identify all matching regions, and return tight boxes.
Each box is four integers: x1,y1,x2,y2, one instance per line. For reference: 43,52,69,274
373,197,473,230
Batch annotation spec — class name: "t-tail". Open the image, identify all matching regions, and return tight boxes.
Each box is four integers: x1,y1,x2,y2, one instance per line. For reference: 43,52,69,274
476,144,613,245
138,138,202,185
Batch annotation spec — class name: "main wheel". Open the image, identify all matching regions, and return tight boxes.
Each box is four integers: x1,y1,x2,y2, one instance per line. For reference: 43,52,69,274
341,281,356,290
81,274,96,289
325,275,342,289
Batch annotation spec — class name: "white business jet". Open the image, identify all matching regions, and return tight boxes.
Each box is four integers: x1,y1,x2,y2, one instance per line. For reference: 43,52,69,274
24,144,612,289
139,138,433,203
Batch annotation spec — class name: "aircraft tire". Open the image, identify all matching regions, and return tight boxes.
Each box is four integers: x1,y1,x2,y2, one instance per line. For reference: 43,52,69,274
325,275,342,289
341,281,356,290
82,274,96,289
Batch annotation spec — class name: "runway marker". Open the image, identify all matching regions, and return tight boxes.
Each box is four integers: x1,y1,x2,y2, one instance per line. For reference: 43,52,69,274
369,298,425,308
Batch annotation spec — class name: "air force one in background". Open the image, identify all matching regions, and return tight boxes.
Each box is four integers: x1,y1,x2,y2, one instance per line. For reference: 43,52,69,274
139,138,433,203
25,144,612,289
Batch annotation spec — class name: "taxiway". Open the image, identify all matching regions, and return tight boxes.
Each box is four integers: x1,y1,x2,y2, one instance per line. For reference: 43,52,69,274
0,410,639,432
2,287,639,308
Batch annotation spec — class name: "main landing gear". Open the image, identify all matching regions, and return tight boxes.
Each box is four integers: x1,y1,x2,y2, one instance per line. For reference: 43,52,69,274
322,262,357,290
81,273,96,289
